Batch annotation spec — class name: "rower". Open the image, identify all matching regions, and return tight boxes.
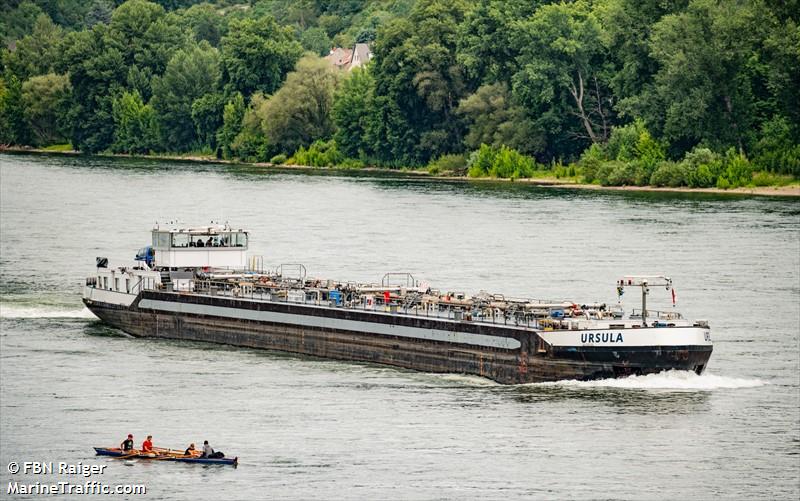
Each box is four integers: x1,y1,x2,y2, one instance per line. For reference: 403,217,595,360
121,434,134,451
142,435,153,453
184,443,196,456
201,440,213,458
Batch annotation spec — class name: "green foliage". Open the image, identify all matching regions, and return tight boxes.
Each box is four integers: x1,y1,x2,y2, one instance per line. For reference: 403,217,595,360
21,73,72,146
649,161,688,187
57,26,127,153
151,42,221,151
1,1,45,45
457,82,541,155
717,149,754,189
510,1,613,158
179,3,227,46
332,66,375,159
1,74,30,145
107,0,187,76
0,0,795,187
4,14,64,81
427,153,466,175
753,116,800,176
220,15,303,96
300,27,332,56
682,147,721,188
580,121,666,185
191,92,225,150
467,144,535,179
217,92,245,160
269,153,287,164
251,55,340,155
289,139,344,167
647,0,770,151
111,90,159,154
368,0,470,165
578,143,608,184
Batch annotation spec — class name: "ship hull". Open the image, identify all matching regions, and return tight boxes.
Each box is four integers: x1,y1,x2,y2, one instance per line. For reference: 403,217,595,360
83,290,712,384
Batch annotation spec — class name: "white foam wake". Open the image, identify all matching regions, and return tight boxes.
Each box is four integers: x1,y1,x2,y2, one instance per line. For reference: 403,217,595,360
0,304,96,319
540,370,767,390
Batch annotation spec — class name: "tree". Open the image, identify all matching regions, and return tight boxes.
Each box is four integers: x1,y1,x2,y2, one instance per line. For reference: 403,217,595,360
191,92,226,150
151,42,221,151
456,0,539,87
21,73,72,146
598,0,688,120
180,3,227,46
510,1,614,158
111,90,159,153
217,92,245,159
106,0,187,77
0,73,30,145
57,26,127,153
368,0,469,165
4,14,64,81
251,55,341,154
301,27,332,56
1,1,45,46
220,16,303,97
332,66,376,159
456,82,541,154
647,0,771,153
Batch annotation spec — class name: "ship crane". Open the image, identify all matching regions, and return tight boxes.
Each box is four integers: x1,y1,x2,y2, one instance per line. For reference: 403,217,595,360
616,275,672,327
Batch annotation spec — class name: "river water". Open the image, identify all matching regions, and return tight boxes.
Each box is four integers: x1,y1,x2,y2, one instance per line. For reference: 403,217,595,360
1,152,798,500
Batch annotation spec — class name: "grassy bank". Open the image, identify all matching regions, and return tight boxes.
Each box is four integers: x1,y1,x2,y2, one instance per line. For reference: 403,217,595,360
3,145,798,197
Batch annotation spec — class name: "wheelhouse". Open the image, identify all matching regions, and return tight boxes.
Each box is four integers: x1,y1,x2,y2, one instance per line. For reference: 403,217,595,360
150,223,248,269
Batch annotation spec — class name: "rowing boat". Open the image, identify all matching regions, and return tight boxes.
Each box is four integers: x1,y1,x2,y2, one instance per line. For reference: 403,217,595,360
94,447,238,466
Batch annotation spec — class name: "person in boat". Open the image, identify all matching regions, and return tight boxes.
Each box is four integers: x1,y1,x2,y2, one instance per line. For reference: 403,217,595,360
121,434,134,451
200,440,225,459
200,440,213,458
142,435,153,453
184,443,196,456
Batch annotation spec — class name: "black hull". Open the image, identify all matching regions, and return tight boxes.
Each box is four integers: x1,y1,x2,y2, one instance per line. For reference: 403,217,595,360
84,292,712,384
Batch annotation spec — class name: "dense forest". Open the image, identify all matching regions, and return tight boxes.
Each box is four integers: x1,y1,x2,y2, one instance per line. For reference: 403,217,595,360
1,0,798,188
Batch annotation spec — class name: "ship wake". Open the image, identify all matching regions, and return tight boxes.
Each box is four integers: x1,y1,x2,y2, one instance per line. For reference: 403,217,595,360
539,370,767,390
0,303,95,319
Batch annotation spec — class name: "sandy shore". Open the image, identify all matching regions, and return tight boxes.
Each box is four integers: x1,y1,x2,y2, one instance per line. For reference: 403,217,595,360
3,147,798,197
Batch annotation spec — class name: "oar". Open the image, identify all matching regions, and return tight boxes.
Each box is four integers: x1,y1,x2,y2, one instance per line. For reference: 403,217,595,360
115,450,141,460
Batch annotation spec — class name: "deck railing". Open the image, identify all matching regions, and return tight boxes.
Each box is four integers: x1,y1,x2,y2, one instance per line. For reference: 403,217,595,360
166,279,587,330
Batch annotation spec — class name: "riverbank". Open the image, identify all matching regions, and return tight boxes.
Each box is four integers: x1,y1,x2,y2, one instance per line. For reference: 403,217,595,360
3,146,798,197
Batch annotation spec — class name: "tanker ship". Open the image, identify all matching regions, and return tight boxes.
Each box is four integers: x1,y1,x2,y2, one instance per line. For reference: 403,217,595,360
82,223,713,384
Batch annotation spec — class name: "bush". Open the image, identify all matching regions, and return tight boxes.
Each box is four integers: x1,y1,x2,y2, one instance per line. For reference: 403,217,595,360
720,149,754,188
682,147,722,188
491,146,535,179
753,116,800,176
750,171,793,187
606,120,646,162
337,158,365,169
649,161,688,187
289,139,344,167
467,144,496,177
466,144,535,179
230,130,272,162
604,161,638,186
427,154,466,175
270,154,287,164
578,143,607,183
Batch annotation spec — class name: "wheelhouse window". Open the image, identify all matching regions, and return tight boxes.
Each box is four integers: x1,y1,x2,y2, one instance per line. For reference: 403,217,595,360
152,232,170,249
171,233,190,247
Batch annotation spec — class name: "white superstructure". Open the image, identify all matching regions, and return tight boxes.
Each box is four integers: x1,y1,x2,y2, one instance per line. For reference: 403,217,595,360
150,223,248,269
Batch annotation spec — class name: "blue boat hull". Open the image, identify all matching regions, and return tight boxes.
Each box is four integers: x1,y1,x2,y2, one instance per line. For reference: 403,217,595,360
94,447,238,466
